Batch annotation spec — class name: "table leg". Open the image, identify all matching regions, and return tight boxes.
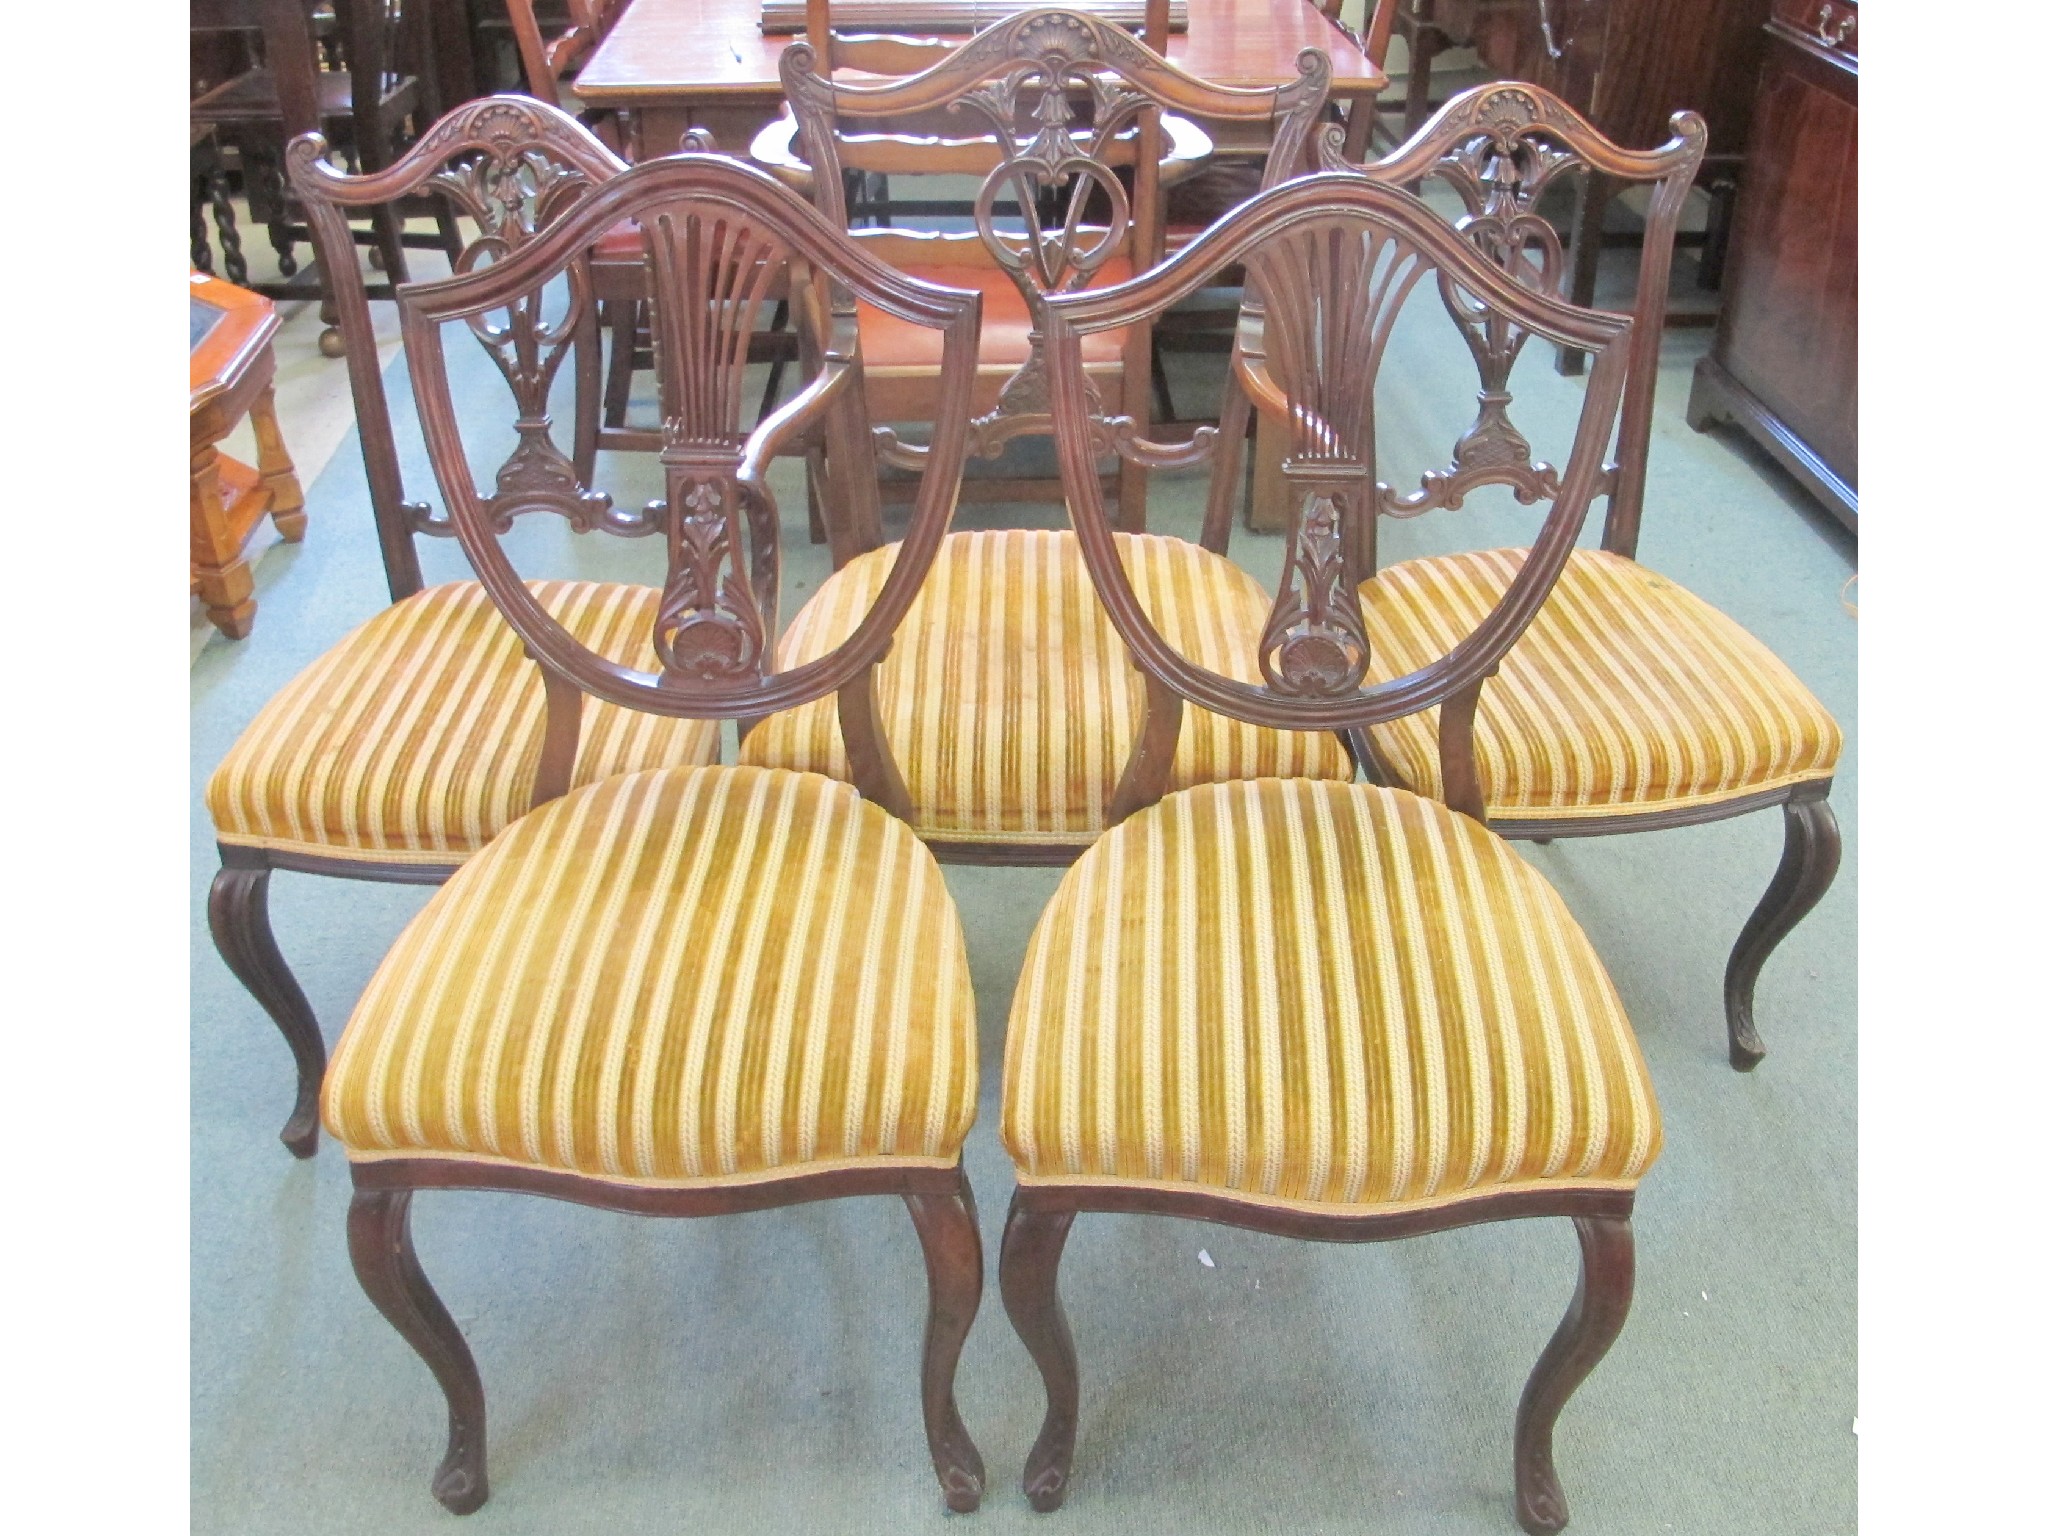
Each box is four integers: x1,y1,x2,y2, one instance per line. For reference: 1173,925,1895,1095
250,381,307,542
192,440,258,640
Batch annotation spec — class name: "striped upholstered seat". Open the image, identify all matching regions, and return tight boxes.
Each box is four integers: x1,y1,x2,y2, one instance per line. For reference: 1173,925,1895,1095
740,529,1351,849
1003,778,1661,1212
323,766,978,1184
1358,549,1842,821
207,581,721,868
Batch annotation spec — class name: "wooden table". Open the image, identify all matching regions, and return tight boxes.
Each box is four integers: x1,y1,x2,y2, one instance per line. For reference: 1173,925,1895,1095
191,272,306,640
576,0,1384,158
579,1,1383,534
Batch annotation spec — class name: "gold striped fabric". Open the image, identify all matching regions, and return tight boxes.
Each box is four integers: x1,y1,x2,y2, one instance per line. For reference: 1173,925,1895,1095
207,581,720,867
323,766,978,1185
1002,779,1660,1213
740,529,1350,845
1359,549,1841,820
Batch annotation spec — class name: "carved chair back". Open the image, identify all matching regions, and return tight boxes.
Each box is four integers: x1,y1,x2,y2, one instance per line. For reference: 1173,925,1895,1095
1312,80,1706,565
397,152,983,820
288,96,638,601
1042,173,1632,825
781,8,1330,479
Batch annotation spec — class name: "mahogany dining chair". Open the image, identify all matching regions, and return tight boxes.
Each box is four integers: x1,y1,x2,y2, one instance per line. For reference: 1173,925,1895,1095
1002,168,1651,1534
330,149,989,1513
736,9,1354,868
1296,83,1843,1069
206,98,707,1160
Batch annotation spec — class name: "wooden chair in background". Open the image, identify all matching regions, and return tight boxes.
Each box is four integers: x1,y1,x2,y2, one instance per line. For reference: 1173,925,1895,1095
736,10,1353,866
1002,170,1651,1532
331,150,988,1515
204,98,720,1161
191,0,463,354
503,0,751,464
1289,83,1841,1069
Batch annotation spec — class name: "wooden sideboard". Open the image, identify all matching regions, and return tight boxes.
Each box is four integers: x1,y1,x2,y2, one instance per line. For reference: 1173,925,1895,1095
1686,0,1857,530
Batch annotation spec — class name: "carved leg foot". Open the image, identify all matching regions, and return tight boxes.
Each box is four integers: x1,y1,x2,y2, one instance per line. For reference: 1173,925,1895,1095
1513,1216,1634,1536
905,1175,987,1513
1723,793,1841,1070
1000,1195,1079,1512
347,1187,488,1514
208,860,325,1156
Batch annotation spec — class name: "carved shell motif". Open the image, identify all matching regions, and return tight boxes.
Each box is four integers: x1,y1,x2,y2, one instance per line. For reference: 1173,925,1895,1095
653,478,765,681
1260,489,1370,696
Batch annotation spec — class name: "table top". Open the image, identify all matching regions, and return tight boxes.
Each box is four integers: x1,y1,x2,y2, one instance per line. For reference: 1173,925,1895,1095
191,271,280,410
576,0,1385,101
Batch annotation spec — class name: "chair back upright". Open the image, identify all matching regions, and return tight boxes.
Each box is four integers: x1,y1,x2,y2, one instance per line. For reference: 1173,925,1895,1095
288,96,632,602
782,8,1330,529
397,152,984,821
505,0,630,110
1041,172,1633,825
1316,81,1706,564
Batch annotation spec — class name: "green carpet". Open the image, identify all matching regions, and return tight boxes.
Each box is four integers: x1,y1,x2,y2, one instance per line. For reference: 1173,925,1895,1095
191,294,1855,1533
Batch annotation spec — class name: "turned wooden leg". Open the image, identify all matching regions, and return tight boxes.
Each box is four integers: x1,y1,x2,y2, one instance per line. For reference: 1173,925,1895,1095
1513,1216,1634,1536
249,382,306,542
1403,18,1440,141
208,859,325,1156
1000,1195,1079,1512
1723,792,1842,1071
904,1174,987,1513
347,1187,489,1515
191,441,257,640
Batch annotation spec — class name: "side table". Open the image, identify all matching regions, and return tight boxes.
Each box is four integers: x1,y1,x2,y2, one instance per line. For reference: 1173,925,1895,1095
191,271,306,639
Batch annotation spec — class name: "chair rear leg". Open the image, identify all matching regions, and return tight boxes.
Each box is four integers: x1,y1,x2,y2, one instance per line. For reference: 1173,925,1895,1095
905,1174,987,1512
999,1195,1079,1512
602,301,638,428
208,860,325,1158
348,1186,488,1514
1513,1215,1635,1536
1723,792,1842,1070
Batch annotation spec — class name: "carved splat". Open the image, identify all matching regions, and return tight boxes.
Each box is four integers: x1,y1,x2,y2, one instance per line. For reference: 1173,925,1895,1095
636,204,793,682
1247,222,1431,696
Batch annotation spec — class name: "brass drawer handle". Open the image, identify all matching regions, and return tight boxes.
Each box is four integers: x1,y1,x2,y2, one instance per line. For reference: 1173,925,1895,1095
1815,4,1856,46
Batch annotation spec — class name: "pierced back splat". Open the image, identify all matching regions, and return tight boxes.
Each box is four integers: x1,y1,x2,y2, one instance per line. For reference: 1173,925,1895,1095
286,97,637,598
637,205,793,681
397,154,984,817
1038,174,1634,824
1314,82,1706,561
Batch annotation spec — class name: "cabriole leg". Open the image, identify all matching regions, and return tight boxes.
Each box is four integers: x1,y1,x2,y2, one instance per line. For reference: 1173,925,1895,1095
347,1187,488,1515
1513,1215,1635,1536
1723,793,1842,1070
905,1174,987,1513
999,1195,1079,1512
207,858,324,1157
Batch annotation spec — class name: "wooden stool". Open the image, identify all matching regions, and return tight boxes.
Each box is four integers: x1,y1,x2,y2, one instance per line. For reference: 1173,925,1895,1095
190,271,304,640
